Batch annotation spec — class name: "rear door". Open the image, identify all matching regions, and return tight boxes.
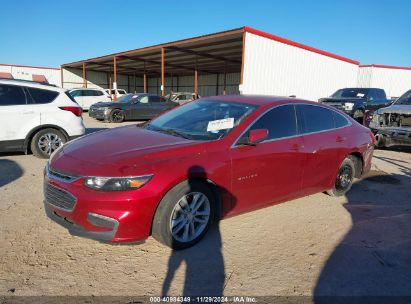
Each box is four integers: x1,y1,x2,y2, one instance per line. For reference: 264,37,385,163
0,84,39,149
296,104,348,194
230,104,305,214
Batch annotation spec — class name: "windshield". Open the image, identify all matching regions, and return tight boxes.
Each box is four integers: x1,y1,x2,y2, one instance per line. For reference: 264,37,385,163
331,89,369,99
165,93,178,101
394,90,411,105
117,94,143,103
145,99,258,140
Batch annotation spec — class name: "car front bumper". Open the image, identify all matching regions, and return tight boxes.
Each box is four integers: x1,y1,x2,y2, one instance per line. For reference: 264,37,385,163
89,108,111,120
43,168,158,243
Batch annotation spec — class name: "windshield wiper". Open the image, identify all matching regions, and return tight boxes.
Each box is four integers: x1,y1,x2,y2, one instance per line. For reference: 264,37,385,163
153,127,193,140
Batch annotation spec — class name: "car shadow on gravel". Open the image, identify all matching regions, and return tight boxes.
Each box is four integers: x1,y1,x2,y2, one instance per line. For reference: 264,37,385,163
162,166,236,297
314,171,411,302
0,159,24,188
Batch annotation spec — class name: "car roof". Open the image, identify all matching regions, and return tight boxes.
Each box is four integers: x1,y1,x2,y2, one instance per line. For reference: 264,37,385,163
0,78,66,92
205,94,315,106
69,88,104,91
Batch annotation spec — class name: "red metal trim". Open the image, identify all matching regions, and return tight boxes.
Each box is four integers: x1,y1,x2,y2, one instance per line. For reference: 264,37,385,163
0,63,60,70
243,26,360,65
359,64,411,71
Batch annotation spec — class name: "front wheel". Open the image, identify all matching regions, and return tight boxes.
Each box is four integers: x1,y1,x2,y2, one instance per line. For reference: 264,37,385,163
152,181,215,249
326,156,356,197
110,109,125,123
31,128,66,159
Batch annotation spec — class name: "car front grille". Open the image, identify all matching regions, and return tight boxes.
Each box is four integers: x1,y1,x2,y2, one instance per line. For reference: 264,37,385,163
45,184,77,211
48,167,79,182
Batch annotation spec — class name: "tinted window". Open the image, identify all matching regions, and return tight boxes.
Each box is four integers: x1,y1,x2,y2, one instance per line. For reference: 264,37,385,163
27,87,58,104
299,105,334,133
0,84,27,106
93,90,104,96
333,111,349,128
149,96,161,102
248,105,297,140
69,90,81,97
375,89,386,100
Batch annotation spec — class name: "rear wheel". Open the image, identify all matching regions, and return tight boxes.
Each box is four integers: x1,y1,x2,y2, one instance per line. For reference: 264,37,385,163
110,109,125,123
31,128,66,159
152,181,215,249
326,156,355,197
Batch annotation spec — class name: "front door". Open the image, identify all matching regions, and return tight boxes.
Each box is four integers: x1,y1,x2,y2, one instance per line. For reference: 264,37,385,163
230,104,305,215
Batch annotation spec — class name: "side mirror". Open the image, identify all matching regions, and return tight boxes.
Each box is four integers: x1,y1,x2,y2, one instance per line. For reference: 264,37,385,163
239,129,269,146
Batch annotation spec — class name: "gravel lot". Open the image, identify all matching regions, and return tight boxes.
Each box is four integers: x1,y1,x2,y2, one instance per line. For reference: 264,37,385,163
1,115,411,299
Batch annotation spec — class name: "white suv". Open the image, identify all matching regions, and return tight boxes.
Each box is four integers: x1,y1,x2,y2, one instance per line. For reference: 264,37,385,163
69,88,111,110
0,79,85,158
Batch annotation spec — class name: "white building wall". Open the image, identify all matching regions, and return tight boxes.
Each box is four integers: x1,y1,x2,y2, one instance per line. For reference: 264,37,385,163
357,66,411,99
242,33,359,101
0,64,61,86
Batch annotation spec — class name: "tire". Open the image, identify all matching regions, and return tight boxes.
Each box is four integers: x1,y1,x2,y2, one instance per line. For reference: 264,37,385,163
353,110,364,124
375,134,386,149
326,156,356,197
152,180,215,250
30,128,67,159
110,109,125,123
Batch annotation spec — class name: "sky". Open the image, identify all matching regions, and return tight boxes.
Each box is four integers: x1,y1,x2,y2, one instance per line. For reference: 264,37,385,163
1,0,410,67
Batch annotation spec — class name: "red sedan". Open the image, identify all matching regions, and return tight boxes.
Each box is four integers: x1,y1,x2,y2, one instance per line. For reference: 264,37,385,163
44,95,374,249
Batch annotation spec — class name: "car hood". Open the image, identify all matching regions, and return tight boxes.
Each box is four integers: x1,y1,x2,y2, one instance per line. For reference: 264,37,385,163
50,125,203,176
376,104,411,115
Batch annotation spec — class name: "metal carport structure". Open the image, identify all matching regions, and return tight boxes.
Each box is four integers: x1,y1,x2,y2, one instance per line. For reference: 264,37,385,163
61,28,244,99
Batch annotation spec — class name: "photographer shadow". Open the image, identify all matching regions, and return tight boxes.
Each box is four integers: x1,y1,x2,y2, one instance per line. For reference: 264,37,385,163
162,166,236,297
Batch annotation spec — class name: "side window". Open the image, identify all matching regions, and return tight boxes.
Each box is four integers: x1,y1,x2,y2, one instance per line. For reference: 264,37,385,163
298,105,335,133
0,84,27,106
27,87,59,104
375,90,386,100
367,90,376,101
149,96,161,102
247,105,297,141
140,96,149,103
333,111,350,128
93,90,104,96
69,90,81,97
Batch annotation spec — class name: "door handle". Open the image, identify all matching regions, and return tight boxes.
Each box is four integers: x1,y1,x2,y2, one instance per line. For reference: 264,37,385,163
336,136,346,143
22,111,34,114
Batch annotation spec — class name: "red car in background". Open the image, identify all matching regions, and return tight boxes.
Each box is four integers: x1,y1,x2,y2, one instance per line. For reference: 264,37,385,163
44,95,374,249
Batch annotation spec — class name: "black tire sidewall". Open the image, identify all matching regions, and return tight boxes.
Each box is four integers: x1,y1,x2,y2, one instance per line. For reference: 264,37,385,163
152,180,215,250
110,109,124,123
31,128,66,159
329,157,355,197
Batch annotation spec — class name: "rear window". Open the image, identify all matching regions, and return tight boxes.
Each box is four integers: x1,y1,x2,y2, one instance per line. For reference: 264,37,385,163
27,87,59,104
333,111,350,128
298,104,335,133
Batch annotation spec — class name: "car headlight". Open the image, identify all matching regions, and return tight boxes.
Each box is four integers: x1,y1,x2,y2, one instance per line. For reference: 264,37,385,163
343,102,354,110
84,175,153,191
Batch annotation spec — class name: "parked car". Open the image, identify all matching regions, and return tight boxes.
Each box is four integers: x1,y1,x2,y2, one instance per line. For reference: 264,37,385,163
165,92,199,105
68,88,111,110
89,93,178,122
319,88,391,123
105,89,127,100
0,79,85,158
44,95,374,249
369,89,411,148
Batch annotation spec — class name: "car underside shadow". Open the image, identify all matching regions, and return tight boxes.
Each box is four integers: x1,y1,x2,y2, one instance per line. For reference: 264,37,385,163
314,171,411,301
85,128,108,135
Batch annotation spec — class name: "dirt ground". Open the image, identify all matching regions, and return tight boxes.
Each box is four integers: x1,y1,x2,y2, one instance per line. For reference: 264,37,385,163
1,115,411,300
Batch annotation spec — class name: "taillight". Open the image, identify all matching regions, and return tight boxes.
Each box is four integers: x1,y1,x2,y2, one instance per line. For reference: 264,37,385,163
59,106,82,117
